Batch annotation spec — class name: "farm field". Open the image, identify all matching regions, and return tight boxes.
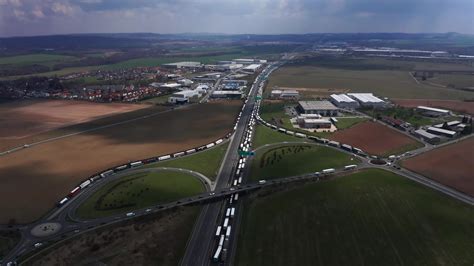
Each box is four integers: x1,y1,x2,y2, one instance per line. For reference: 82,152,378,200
422,73,474,89
268,66,474,100
77,170,204,219
393,98,474,115
0,99,147,140
0,231,20,262
143,142,229,180
32,207,200,266
249,144,357,181
0,104,169,151
237,169,474,266
0,101,241,224
402,137,474,197
0,54,77,67
253,125,303,148
330,121,423,156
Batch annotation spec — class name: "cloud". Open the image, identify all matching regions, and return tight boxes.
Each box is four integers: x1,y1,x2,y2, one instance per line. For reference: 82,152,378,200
0,0,473,37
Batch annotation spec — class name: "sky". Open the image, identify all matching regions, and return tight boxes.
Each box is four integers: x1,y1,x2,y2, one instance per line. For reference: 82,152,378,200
0,0,473,37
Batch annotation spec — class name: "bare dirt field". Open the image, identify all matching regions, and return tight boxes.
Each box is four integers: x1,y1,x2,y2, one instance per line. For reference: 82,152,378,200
0,99,147,139
30,207,199,266
0,101,241,224
330,121,423,156
402,137,474,197
393,99,474,115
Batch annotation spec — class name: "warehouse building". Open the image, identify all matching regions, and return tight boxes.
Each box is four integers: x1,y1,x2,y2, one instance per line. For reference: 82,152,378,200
233,58,267,65
297,101,338,116
426,127,458,138
330,94,360,109
217,64,243,71
417,106,450,117
347,93,386,108
242,64,262,73
271,89,300,99
211,90,242,99
414,129,441,144
168,90,199,104
162,61,203,69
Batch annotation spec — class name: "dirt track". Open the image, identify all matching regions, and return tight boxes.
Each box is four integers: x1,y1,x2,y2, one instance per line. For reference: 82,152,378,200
403,137,474,197
329,121,421,156
393,99,474,115
0,99,147,139
0,101,241,224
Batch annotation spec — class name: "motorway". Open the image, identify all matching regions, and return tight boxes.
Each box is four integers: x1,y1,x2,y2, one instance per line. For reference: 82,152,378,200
3,59,474,265
179,64,276,265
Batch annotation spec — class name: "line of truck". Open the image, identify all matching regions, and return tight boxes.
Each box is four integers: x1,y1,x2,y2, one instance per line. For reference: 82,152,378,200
55,134,234,207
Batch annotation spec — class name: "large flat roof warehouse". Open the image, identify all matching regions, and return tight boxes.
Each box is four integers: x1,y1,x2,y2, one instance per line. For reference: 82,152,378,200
243,64,262,72
417,106,450,114
330,94,357,103
162,61,202,68
427,127,457,137
298,101,338,111
347,93,385,103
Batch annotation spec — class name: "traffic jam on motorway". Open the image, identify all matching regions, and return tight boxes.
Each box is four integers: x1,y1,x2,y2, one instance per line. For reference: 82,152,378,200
211,70,265,263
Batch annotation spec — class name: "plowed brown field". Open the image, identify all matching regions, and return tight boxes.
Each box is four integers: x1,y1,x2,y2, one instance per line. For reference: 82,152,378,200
0,101,241,224
330,121,422,156
403,137,474,197
0,99,147,139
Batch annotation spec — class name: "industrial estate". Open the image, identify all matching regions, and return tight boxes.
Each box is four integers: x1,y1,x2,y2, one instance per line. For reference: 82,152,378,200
0,32,473,266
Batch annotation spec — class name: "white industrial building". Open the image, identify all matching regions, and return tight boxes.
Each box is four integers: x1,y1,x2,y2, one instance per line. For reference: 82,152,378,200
160,83,182,89
211,90,242,99
168,90,200,104
217,64,244,71
242,64,262,73
271,89,300,99
297,101,339,116
233,59,267,65
162,61,203,69
414,129,441,144
347,93,386,108
417,106,450,117
330,94,360,109
426,127,458,138
297,116,332,129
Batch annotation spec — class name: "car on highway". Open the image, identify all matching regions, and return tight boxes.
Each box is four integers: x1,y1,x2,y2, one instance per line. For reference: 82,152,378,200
126,212,135,217
209,192,215,196
258,180,266,184
145,208,152,212
34,242,43,248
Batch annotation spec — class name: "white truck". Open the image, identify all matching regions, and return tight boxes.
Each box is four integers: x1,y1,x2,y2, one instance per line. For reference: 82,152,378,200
322,168,336,174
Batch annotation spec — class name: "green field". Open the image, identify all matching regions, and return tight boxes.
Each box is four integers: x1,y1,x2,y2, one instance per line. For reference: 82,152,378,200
268,66,474,100
250,144,358,181
237,169,474,266
76,171,205,219
335,117,369,129
0,53,77,66
253,125,303,148
143,143,229,180
424,73,474,89
0,231,20,261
